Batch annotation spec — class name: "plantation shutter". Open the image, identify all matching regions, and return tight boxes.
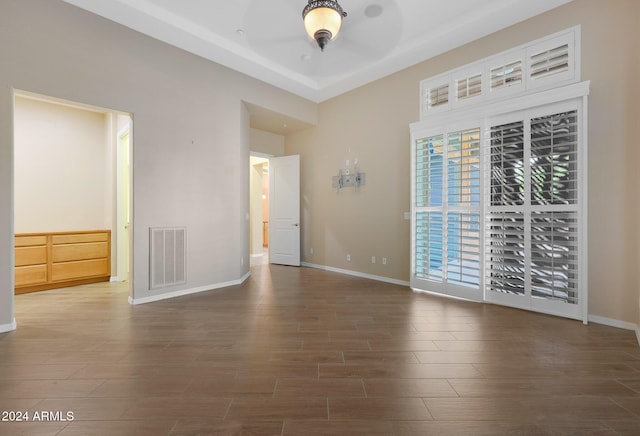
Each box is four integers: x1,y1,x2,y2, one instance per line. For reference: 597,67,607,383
413,28,587,322
485,106,582,319
413,127,481,301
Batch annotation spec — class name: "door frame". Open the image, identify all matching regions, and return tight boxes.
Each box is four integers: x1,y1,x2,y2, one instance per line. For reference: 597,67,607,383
249,152,272,258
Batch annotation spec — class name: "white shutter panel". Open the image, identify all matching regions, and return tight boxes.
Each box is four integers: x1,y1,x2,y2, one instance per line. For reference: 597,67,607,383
415,212,443,281
456,74,482,100
446,129,480,287
530,211,579,303
412,127,481,300
491,60,523,91
530,44,569,80
486,108,582,318
489,121,525,206
429,83,449,108
530,111,578,205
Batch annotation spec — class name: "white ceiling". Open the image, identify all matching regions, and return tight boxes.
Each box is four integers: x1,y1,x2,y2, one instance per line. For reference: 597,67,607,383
63,0,572,104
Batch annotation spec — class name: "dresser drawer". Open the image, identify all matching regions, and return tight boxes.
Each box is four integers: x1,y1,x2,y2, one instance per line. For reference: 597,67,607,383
51,259,110,282
52,242,109,263
15,246,47,267
15,265,47,286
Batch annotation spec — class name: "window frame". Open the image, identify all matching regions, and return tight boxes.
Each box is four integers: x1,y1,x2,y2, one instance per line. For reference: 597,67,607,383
411,81,589,323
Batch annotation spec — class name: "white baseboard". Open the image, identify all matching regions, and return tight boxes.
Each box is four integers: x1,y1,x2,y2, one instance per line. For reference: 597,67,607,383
588,315,640,347
0,318,17,333
128,272,251,305
588,314,638,332
302,262,410,287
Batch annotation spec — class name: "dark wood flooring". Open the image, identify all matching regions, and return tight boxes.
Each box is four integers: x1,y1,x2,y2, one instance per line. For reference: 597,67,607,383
1,263,640,435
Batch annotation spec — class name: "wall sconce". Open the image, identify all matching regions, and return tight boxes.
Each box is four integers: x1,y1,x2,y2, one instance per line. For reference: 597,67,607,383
332,160,365,192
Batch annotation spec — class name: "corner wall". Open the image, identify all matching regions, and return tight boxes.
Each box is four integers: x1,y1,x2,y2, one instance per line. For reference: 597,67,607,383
0,0,317,328
286,0,640,325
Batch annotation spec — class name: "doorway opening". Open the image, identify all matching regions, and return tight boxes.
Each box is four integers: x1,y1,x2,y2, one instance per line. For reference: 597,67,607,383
249,154,269,266
13,90,133,298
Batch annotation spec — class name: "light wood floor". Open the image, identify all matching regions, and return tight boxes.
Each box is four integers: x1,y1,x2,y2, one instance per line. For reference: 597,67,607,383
2,264,640,435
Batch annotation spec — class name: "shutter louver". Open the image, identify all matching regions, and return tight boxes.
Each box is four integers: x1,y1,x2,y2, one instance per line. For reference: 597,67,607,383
491,61,523,90
448,129,480,208
530,111,578,205
531,211,578,304
487,212,526,296
428,84,449,108
447,212,480,286
530,44,569,80
489,121,525,206
416,212,443,281
456,74,482,100
416,135,444,207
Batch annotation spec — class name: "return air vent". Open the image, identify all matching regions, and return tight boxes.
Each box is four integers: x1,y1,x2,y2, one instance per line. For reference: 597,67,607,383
150,227,186,289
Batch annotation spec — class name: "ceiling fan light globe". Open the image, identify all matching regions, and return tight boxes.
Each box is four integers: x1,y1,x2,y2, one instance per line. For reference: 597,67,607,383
303,7,342,40
302,1,346,51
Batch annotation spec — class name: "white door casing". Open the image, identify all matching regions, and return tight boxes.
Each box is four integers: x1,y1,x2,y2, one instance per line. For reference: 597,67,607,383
269,155,300,266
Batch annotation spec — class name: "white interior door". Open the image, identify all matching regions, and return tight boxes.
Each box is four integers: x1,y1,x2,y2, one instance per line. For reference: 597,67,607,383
269,155,300,266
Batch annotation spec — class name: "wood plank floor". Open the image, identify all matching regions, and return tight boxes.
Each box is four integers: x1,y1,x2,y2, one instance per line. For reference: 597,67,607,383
2,263,640,435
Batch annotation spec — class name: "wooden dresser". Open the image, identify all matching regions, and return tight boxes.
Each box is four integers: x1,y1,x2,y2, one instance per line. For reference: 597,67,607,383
15,230,111,294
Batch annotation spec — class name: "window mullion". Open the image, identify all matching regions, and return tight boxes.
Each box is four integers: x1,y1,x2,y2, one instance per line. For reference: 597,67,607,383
442,132,449,284
523,119,532,300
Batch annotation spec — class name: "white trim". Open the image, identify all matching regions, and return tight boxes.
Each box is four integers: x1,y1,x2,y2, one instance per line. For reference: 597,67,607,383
580,95,589,325
412,81,590,130
0,319,17,333
411,287,480,304
302,262,410,287
420,26,580,119
128,272,251,305
588,314,639,332
249,151,274,159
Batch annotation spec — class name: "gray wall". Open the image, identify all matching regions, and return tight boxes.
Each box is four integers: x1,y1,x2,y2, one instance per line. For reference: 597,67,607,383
0,0,317,329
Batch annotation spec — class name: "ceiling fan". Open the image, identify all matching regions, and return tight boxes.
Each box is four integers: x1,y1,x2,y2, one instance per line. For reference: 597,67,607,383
243,0,401,76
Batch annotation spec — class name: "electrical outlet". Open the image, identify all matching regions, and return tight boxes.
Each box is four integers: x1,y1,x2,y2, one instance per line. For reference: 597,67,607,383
382,257,387,265
310,247,314,255
371,256,376,264
346,254,351,262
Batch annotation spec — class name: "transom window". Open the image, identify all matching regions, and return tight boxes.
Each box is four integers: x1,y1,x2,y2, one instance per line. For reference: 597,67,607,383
411,27,588,322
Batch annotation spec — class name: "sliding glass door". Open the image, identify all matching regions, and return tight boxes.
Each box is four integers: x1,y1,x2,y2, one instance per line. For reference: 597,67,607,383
411,100,585,321
485,102,583,319
412,123,482,302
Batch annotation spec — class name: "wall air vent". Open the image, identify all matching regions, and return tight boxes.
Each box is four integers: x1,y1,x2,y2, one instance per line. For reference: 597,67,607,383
150,227,186,289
